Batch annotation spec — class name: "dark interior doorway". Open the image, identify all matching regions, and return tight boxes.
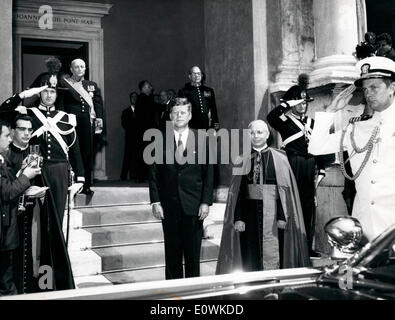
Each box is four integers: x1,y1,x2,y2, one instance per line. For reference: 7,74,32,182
21,38,89,89
365,0,395,43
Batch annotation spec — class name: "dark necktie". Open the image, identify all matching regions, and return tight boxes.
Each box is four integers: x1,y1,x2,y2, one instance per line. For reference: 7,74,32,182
175,134,184,163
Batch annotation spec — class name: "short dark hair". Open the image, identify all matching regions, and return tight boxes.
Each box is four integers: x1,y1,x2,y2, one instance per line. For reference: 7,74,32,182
170,97,192,112
377,33,392,46
138,80,150,91
129,91,138,100
0,120,11,135
12,114,33,129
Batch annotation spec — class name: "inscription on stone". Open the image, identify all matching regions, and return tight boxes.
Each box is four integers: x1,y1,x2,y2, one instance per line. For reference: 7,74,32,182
14,12,98,28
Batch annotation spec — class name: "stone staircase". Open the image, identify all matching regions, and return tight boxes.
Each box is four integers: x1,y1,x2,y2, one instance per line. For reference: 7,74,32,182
62,183,226,289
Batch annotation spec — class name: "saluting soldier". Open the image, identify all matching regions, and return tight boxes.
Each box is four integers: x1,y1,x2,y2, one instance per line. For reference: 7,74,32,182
60,58,104,194
0,77,82,291
309,56,395,242
267,75,325,257
0,75,84,226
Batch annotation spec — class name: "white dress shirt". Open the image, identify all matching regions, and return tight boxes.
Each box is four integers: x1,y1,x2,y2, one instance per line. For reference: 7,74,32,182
174,128,189,148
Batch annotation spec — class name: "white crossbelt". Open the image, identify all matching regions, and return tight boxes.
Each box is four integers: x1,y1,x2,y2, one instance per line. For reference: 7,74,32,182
30,107,75,158
282,113,312,147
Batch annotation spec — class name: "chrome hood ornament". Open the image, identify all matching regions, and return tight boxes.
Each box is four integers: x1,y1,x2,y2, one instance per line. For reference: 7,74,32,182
324,216,363,260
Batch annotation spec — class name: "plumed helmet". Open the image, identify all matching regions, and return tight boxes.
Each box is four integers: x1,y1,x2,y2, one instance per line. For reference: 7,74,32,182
39,73,58,89
281,73,314,102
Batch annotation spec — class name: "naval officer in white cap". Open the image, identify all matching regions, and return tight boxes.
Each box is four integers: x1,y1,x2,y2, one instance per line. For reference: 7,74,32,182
308,56,395,241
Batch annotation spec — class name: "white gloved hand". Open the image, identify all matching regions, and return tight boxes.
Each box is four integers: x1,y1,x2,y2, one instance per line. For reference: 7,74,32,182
19,85,48,99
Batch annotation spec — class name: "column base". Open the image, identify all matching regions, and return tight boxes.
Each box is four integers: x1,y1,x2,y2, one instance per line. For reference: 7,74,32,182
309,55,359,89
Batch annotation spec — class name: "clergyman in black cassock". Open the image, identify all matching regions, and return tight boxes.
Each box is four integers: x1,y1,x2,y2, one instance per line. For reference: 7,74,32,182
216,120,310,274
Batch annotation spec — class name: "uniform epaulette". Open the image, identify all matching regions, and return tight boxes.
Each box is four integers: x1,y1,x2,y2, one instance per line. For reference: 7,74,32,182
348,114,373,124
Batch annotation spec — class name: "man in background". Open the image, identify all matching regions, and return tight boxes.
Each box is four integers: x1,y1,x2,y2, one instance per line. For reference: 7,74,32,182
121,92,139,181
61,58,104,194
179,66,219,130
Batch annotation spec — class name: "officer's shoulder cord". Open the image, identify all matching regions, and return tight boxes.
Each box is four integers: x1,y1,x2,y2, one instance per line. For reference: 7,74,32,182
339,122,380,181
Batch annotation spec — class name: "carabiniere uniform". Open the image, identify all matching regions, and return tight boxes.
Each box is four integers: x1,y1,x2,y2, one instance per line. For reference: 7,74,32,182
60,77,104,190
0,94,84,225
267,100,325,251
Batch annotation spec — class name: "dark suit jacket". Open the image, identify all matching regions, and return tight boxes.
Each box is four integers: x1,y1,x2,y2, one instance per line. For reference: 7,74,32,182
149,128,213,217
0,158,31,251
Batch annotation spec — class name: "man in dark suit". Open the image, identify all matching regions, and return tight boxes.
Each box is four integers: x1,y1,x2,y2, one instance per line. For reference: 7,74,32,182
149,97,214,280
120,92,139,181
178,66,219,130
60,58,104,194
0,120,41,295
135,80,159,182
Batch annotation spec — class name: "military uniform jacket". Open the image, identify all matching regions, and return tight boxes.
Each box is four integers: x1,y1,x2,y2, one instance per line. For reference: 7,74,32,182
308,100,395,241
178,83,219,130
60,77,104,119
0,157,31,251
267,102,314,156
0,95,84,178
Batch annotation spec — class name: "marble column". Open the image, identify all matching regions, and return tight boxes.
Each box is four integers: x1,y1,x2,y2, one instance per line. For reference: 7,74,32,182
309,0,361,88
270,0,315,93
0,0,13,101
252,0,268,119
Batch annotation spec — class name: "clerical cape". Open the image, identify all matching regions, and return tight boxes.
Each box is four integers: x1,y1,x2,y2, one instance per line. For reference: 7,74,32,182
216,148,311,275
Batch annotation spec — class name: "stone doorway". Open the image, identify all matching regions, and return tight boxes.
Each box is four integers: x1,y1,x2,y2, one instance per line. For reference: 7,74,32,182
21,38,89,89
13,0,113,180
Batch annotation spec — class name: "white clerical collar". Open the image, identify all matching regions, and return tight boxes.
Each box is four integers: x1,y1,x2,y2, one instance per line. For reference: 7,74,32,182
38,104,55,112
12,142,29,151
174,128,189,146
252,145,268,153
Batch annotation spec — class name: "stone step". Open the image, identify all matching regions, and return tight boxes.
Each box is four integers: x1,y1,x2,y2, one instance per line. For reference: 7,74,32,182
103,260,218,284
75,187,150,207
86,222,163,247
94,239,219,272
74,274,113,289
78,204,153,226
